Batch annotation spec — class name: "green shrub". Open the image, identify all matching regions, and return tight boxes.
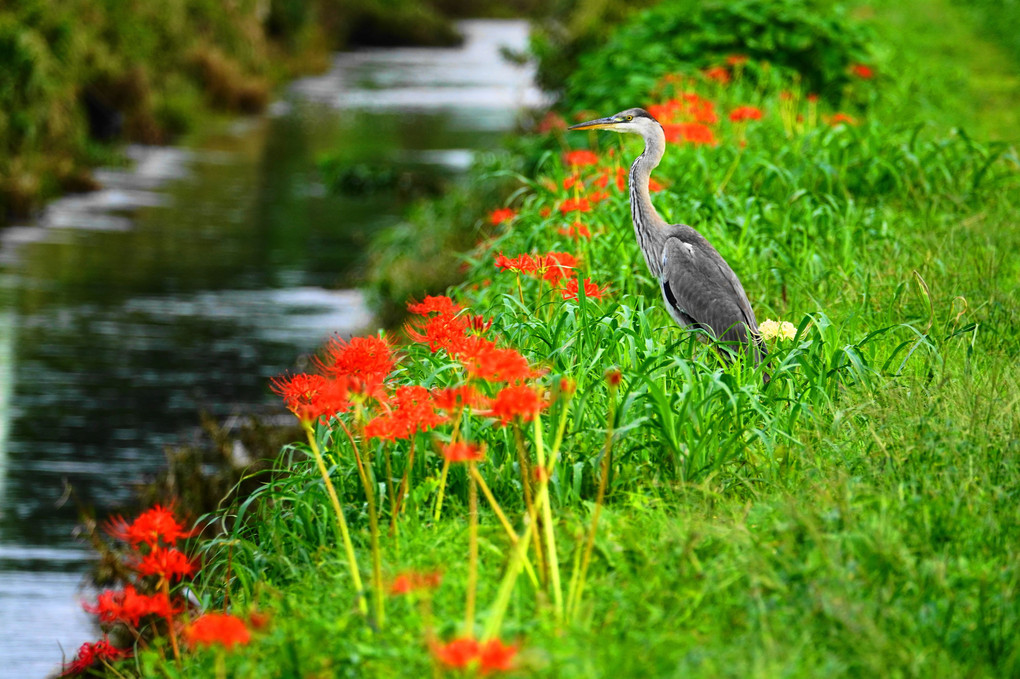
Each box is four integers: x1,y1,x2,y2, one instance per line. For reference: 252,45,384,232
561,0,874,111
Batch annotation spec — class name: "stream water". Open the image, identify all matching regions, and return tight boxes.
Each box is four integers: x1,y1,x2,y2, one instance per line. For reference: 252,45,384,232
0,20,542,677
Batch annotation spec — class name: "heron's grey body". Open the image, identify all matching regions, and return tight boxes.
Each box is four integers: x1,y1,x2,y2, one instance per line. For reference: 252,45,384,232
569,107,765,363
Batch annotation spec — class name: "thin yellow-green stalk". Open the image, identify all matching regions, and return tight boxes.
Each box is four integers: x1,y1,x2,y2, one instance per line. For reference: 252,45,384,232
465,462,479,636
567,378,617,619
302,422,368,616
470,465,540,589
533,414,563,621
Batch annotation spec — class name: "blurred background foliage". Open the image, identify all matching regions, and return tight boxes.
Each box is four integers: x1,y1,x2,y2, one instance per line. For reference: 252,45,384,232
0,0,544,223
530,0,873,109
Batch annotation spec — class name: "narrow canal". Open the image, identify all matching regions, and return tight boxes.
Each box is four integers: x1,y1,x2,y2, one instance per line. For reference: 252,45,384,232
0,20,542,677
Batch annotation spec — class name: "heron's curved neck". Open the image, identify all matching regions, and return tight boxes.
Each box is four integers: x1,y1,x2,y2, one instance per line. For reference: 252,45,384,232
628,124,667,276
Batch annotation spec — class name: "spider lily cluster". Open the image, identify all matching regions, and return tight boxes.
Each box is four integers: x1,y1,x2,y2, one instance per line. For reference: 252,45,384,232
266,287,625,670
66,506,261,676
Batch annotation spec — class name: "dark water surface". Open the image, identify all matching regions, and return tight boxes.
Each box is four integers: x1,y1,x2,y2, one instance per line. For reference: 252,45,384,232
0,20,540,677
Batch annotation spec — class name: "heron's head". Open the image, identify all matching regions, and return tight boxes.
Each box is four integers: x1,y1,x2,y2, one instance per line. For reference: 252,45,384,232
567,108,661,136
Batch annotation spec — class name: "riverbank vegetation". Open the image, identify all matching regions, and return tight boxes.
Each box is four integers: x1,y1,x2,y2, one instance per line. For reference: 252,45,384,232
0,0,542,224
64,0,1018,676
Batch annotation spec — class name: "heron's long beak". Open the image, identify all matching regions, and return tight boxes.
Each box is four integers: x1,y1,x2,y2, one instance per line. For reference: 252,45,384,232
567,116,619,131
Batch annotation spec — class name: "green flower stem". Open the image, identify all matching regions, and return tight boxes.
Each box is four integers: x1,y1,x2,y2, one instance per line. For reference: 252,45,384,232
483,474,553,641
533,414,563,621
469,467,516,547
360,440,385,629
470,465,540,589
161,578,182,665
383,443,397,536
100,659,131,679
549,383,573,469
393,438,417,520
433,458,451,522
567,381,617,620
433,417,463,522
716,141,745,195
336,418,371,502
466,462,479,635
513,422,546,582
302,422,368,616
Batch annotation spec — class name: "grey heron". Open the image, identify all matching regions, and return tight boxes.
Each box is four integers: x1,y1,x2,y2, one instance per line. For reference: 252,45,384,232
568,107,767,367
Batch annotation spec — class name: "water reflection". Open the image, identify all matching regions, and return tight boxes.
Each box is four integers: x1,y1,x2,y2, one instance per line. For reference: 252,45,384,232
0,20,535,677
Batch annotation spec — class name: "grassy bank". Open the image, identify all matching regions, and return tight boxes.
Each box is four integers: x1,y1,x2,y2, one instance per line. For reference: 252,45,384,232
68,0,1019,676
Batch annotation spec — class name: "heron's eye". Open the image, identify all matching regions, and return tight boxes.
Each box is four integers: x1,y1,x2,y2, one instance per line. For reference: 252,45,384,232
625,115,634,121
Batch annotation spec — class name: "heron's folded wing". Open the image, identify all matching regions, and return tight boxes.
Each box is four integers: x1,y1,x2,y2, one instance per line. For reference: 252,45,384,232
660,236,754,349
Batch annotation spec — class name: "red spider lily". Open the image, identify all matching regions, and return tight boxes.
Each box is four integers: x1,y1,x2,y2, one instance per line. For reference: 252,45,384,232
494,252,537,274
807,93,819,103
316,335,395,394
647,102,676,122
441,441,485,463
539,206,551,218
687,99,718,124
779,90,794,102
61,638,131,676
433,637,480,669
535,251,578,283
407,295,461,317
389,570,442,595
559,221,591,239
479,639,519,673
850,63,874,79
559,277,608,301
557,377,577,396
247,611,271,630
606,369,623,387
467,314,492,334
726,54,749,67
537,111,567,133
406,312,470,354
183,613,251,649
647,178,665,192
663,122,716,146
394,384,447,433
488,384,548,425
729,106,763,123
366,385,445,441
431,385,488,412
563,173,582,191
703,65,730,84
495,251,577,283
829,113,858,126
489,208,517,226
132,546,196,581
563,149,599,167
364,414,408,441
558,196,591,214
587,189,611,203
615,166,627,192
459,341,538,383
271,373,351,423
431,637,518,673
648,95,717,125
84,585,181,627
106,504,195,547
